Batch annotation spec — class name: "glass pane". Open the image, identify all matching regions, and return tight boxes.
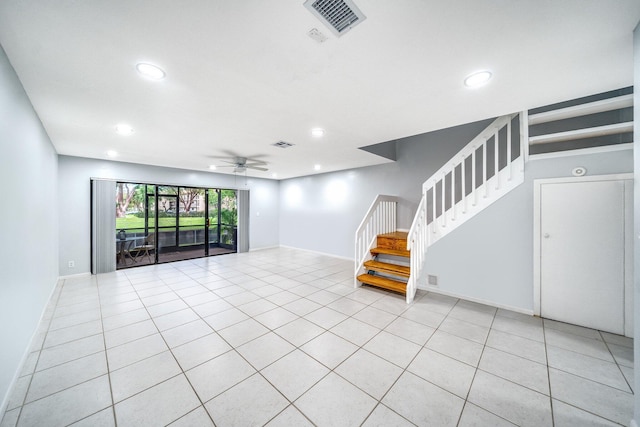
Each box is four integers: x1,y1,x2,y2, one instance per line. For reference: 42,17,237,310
158,186,177,195
179,188,205,247
220,189,237,249
208,189,219,245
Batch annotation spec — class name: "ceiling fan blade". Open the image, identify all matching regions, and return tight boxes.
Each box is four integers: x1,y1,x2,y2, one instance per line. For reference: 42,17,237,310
245,161,267,166
246,165,268,171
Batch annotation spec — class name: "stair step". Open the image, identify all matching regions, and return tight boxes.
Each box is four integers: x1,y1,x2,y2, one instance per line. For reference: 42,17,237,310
363,260,410,277
371,247,410,258
357,274,407,294
377,231,408,251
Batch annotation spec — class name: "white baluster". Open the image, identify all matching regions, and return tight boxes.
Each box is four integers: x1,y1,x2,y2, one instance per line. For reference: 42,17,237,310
507,119,512,181
461,156,467,214
494,130,499,190
483,139,488,198
472,147,477,207
441,174,446,228
451,163,456,221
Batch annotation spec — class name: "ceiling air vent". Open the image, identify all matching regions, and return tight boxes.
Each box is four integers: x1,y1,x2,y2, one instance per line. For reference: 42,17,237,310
272,141,294,148
303,0,366,37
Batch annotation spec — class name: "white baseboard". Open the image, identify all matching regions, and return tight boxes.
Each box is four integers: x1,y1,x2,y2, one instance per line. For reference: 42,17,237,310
418,285,534,316
0,278,60,416
279,245,354,262
249,245,280,252
58,272,92,280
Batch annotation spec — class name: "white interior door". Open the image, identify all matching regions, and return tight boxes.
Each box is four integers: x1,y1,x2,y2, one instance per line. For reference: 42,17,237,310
540,180,625,334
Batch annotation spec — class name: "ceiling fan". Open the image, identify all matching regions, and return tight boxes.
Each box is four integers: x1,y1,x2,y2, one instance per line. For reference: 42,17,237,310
213,156,268,173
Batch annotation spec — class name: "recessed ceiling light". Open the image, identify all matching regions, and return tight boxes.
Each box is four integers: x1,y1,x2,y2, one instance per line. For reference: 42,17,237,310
464,70,492,88
136,63,166,80
107,150,118,158
115,123,134,135
311,128,325,138
271,173,278,178
209,165,217,170
314,164,321,171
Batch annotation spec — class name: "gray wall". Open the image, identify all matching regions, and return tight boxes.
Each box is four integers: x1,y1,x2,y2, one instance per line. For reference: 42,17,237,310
279,119,492,258
58,156,280,276
424,149,633,310
0,45,59,411
633,21,639,427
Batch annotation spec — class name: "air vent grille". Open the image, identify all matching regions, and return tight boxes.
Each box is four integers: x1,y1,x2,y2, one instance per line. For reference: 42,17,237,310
303,0,366,37
272,141,294,148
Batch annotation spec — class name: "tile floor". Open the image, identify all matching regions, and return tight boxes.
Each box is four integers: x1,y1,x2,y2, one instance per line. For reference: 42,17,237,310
1,248,634,427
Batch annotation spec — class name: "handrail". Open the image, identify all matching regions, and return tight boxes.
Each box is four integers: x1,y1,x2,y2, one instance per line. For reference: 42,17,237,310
354,194,399,285
528,94,633,125
407,112,526,303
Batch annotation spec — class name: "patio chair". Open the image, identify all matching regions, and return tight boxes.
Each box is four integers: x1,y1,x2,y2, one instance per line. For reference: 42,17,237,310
132,233,155,263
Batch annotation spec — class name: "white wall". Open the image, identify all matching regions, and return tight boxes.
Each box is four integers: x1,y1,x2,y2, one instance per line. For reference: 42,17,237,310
0,45,59,412
279,119,493,258
58,156,280,276
424,148,633,311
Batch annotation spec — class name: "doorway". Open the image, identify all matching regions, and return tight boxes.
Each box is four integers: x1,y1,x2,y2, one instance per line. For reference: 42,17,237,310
533,174,633,336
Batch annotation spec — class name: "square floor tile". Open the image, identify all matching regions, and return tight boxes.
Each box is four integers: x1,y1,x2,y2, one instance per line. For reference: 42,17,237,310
265,405,314,427
254,307,298,330
551,399,619,427
408,348,476,398
282,298,322,316
467,371,552,427
161,319,213,348
363,331,421,368
186,350,256,402
426,330,484,366
19,375,111,427
168,407,214,427
107,333,168,371
27,352,108,403
296,372,377,427
43,320,102,349
153,308,200,331
545,329,614,362
399,305,447,328
104,319,158,348
192,299,233,317
439,317,489,344
102,309,150,332
326,297,367,316
458,403,516,427
549,367,633,425
203,307,249,330
330,317,380,346
238,299,278,317
448,305,495,328
354,306,398,329
110,350,182,402
335,349,403,400
205,374,288,427
384,316,435,345
491,316,544,342
37,334,105,371
609,342,633,368
361,404,415,427
383,371,464,426
486,329,547,364
304,307,348,329
479,347,549,395
266,291,300,306
218,318,269,347
69,407,116,427
547,345,629,391
301,332,358,369
115,375,200,427
261,350,329,401
236,332,295,370
274,318,324,347
172,332,232,370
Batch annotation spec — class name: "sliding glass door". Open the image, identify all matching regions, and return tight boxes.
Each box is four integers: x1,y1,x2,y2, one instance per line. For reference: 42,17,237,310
115,182,238,269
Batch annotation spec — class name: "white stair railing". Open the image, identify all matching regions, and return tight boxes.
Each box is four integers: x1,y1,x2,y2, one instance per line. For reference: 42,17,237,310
406,112,528,302
354,195,398,287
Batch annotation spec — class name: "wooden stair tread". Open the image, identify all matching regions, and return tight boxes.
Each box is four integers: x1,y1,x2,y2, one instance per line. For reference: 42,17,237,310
378,231,408,239
357,274,407,294
370,247,410,258
363,260,410,277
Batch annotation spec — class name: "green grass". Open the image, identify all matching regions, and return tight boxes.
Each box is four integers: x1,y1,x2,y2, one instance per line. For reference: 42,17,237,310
116,215,209,231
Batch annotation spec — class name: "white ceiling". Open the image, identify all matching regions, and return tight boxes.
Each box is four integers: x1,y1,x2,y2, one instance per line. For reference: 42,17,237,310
1,1,639,180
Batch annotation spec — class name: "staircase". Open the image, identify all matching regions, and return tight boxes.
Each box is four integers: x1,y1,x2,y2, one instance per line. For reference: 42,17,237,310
355,91,634,303
357,231,410,295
